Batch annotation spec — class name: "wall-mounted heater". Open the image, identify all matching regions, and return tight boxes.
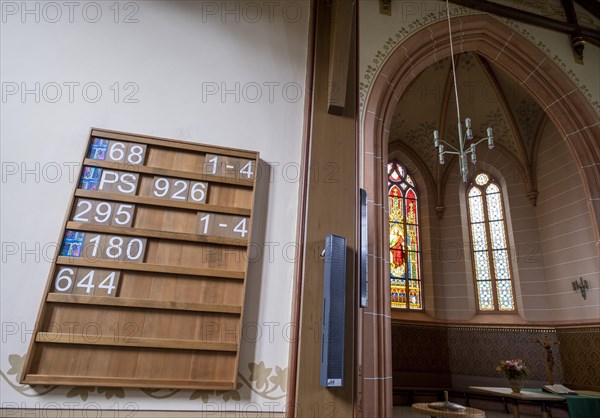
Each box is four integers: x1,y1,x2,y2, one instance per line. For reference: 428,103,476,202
320,234,346,388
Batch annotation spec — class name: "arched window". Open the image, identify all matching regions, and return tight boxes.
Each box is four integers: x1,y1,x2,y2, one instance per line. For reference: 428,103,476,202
388,162,422,310
467,173,515,311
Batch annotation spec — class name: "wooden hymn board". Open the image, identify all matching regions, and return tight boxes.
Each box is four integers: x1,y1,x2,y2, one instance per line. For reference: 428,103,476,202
20,129,259,390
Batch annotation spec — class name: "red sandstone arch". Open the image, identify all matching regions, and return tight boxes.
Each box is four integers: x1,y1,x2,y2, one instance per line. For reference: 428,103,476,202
360,14,599,418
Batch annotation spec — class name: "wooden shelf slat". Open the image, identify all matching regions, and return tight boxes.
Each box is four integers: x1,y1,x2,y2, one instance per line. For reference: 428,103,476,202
83,158,254,187
91,128,258,160
56,256,246,280
46,293,242,314
74,189,252,216
24,374,236,390
36,333,238,352
66,221,248,247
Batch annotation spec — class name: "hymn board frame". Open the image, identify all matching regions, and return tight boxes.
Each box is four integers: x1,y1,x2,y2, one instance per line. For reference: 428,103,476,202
20,128,259,390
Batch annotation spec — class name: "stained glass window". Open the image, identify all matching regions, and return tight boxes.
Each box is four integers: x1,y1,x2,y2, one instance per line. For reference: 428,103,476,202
388,162,422,310
467,173,515,311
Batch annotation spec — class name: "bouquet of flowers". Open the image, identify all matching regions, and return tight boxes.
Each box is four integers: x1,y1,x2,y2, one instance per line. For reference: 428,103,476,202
496,359,528,380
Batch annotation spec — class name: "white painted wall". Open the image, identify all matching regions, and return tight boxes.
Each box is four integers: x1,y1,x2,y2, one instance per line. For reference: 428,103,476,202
0,0,308,411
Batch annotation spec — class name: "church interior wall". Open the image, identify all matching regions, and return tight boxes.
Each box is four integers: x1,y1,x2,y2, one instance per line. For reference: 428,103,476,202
2,0,599,415
0,1,309,412
535,121,600,321
361,0,599,400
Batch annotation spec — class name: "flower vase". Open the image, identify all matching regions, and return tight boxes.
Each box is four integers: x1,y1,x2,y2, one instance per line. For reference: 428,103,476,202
508,379,523,393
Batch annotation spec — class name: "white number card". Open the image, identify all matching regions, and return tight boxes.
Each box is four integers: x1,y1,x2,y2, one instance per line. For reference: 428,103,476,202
89,138,147,165
203,154,255,180
79,167,139,195
53,266,121,297
152,176,208,203
60,231,147,263
71,199,135,227
196,212,249,239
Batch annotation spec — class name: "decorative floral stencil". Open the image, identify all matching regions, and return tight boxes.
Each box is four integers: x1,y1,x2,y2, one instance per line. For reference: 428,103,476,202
1,353,287,403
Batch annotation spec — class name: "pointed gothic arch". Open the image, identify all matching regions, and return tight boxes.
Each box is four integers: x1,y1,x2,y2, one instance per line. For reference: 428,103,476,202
360,14,600,418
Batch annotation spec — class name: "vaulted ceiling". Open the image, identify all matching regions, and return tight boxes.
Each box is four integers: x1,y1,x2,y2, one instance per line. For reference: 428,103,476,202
389,51,548,194
383,0,600,211
444,0,600,51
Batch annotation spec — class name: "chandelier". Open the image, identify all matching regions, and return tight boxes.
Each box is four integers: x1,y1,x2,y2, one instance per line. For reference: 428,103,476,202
433,0,494,183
